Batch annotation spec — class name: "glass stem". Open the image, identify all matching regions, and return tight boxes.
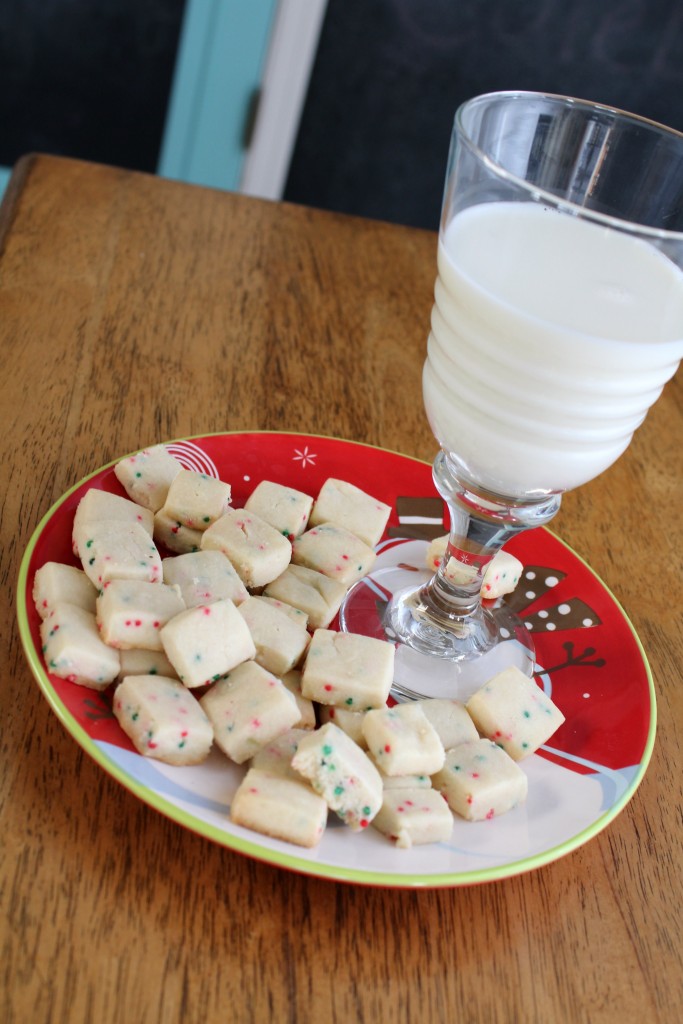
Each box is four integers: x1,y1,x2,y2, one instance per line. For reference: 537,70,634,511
420,451,561,626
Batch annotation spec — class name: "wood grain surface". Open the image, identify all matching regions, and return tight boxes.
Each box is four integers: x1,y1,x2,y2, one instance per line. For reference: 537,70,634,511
1,154,681,1024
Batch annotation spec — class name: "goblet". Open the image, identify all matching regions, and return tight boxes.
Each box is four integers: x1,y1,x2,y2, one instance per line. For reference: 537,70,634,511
343,91,683,700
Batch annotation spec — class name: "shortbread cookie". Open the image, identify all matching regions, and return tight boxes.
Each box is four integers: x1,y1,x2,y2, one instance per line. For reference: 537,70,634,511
264,563,346,629
231,768,328,848
432,739,528,821
40,603,120,690
199,661,300,763
309,478,391,548
117,648,178,679
481,551,524,600
72,488,154,556
280,670,316,729
426,538,523,598
291,523,375,586
372,788,453,848
201,508,292,588
160,598,256,688
237,596,310,676
374,767,432,791
153,509,203,554
416,698,479,750
318,704,369,748
291,722,383,830
466,666,565,760
77,520,162,587
250,727,312,778
33,562,97,619
244,480,313,540
301,629,394,710
362,704,445,777
162,549,248,608
113,674,213,766
114,445,183,512
96,579,185,650
162,469,232,530
258,596,309,630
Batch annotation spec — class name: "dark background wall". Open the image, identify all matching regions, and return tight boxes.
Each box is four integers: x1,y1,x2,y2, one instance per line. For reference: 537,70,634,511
285,0,683,228
2,0,682,230
0,1,185,176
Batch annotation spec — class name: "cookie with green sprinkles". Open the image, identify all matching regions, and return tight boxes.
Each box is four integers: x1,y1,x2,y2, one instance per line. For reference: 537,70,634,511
162,469,232,531
114,444,183,513
432,738,528,822
244,479,313,541
39,603,120,690
231,768,328,848
466,666,565,761
291,522,376,586
113,673,213,766
301,628,394,710
309,477,391,548
291,722,383,831
159,597,256,689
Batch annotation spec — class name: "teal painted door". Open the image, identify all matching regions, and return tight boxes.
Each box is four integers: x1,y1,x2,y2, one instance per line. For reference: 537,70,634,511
157,0,278,190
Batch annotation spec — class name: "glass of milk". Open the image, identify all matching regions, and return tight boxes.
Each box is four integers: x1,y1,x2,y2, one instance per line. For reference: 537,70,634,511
385,91,683,698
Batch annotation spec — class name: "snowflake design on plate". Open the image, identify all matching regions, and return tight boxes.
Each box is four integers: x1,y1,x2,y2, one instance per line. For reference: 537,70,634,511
292,446,317,468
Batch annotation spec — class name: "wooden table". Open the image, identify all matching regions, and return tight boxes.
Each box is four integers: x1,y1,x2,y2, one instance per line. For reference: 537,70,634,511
1,154,681,1024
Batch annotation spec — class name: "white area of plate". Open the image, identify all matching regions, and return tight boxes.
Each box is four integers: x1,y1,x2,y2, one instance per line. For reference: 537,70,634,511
98,738,625,877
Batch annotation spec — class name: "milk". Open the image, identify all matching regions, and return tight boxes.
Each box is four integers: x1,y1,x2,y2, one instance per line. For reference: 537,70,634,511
423,202,683,497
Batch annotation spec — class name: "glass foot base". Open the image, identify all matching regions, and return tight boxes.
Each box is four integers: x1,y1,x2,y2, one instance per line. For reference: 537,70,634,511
339,566,535,702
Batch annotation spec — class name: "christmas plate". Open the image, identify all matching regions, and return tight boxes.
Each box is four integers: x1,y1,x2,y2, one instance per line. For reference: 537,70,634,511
17,432,655,887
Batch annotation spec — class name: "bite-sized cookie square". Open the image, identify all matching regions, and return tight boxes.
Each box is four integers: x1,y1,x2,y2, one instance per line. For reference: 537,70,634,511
40,603,120,690
318,704,369,748
258,595,309,630
425,535,448,574
244,480,313,540
309,478,391,548
237,596,310,676
153,509,203,554
117,648,179,680
264,563,346,629
372,788,453,849
162,469,232,530
301,629,394,710
199,661,300,763
231,768,328,848
280,670,316,729
291,722,383,831
33,562,97,619
96,579,185,651
416,698,479,751
160,598,256,689
250,727,312,778
432,739,528,821
423,535,480,587
362,704,445,777
114,445,183,512
466,666,565,761
77,520,162,588
426,538,523,599
291,523,375,586
201,508,292,589
113,674,213,766
162,549,248,608
72,488,154,557
374,767,432,791
480,551,524,600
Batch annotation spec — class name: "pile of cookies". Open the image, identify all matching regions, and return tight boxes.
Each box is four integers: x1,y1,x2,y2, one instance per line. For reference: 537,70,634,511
32,443,565,851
